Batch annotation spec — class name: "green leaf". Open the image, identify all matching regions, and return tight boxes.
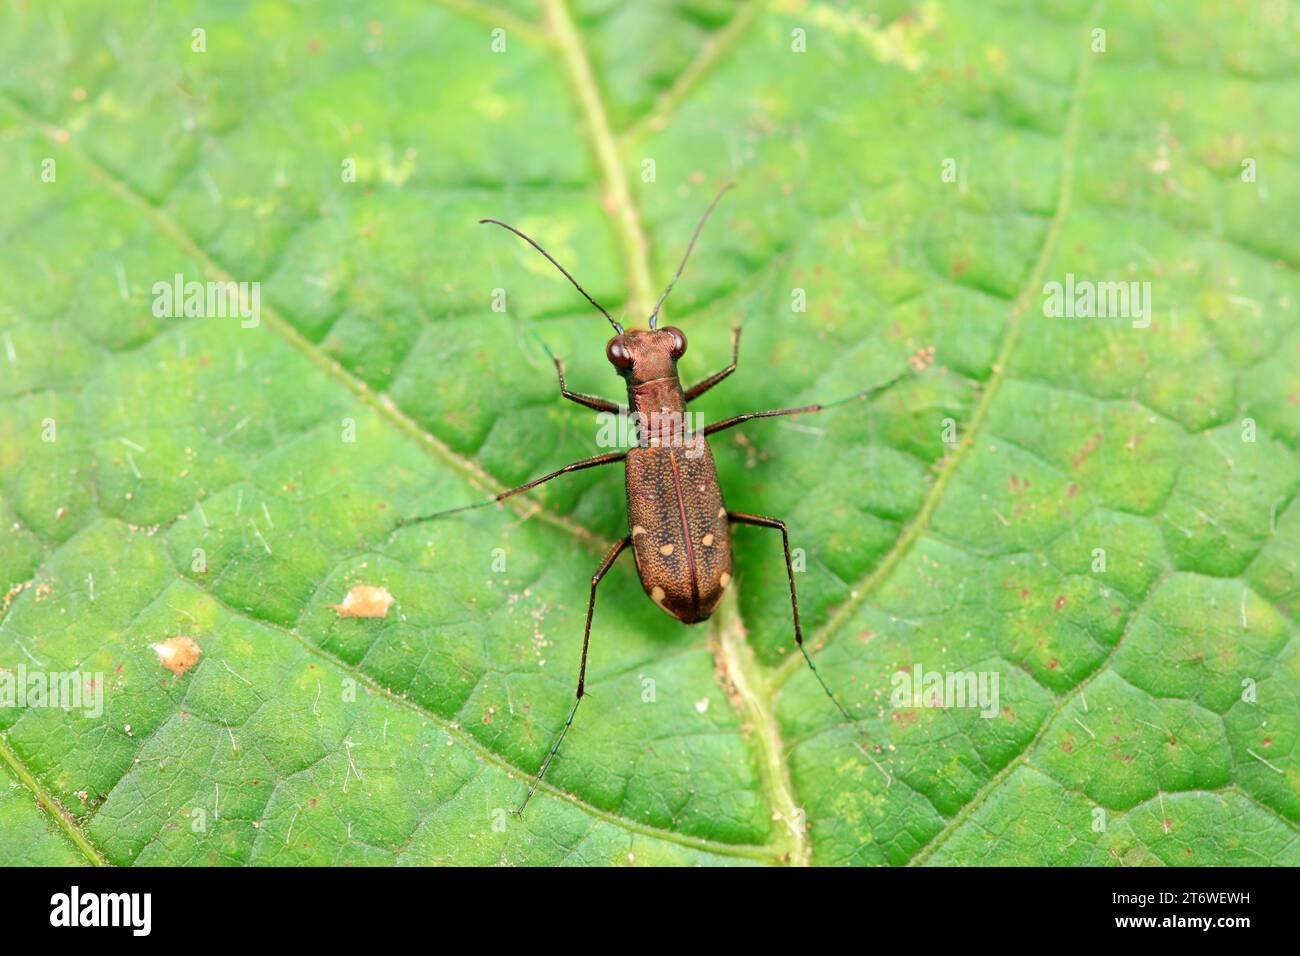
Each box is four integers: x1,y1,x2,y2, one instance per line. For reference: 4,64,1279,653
1,0,1296,866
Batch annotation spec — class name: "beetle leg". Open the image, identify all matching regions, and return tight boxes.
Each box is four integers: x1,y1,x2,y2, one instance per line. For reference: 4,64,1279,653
726,511,853,722
517,535,632,814
728,511,892,785
684,326,742,402
704,403,822,436
704,368,910,435
554,356,626,414
403,450,627,523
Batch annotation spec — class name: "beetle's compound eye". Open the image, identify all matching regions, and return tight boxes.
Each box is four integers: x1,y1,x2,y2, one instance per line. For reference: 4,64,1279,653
606,335,634,370
664,326,687,359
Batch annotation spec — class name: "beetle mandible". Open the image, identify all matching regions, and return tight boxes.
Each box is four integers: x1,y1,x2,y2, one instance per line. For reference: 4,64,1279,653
416,185,899,812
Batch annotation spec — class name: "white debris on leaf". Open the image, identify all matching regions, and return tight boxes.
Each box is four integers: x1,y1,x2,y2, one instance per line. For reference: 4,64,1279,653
328,585,395,619
152,636,203,676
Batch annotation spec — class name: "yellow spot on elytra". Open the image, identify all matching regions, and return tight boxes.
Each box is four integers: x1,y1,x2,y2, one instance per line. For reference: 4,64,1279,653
702,534,714,547
660,543,674,556
717,507,726,518
720,572,731,589
632,525,646,537
651,586,666,604
328,584,395,618
151,636,202,676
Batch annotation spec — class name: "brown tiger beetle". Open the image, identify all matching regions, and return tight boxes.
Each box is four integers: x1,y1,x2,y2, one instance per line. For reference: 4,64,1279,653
415,186,903,812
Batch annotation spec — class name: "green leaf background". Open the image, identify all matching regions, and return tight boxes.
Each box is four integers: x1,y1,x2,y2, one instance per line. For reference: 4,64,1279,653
1,0,1297,866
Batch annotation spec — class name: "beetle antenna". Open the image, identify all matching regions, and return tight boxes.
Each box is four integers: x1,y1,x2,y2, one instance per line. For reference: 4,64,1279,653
819,368,912,409
648,183,735,329
480,218,623,334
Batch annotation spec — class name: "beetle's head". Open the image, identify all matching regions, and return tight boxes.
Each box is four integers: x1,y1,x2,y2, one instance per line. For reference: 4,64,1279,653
605,326,686,384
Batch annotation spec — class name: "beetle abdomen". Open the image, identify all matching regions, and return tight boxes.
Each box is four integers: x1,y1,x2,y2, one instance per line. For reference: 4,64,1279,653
625,442,732,624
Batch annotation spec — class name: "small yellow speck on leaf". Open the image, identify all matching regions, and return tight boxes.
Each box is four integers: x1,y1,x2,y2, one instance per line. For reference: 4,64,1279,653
328,585,395,619
908,345,936,371
151,636,203,676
